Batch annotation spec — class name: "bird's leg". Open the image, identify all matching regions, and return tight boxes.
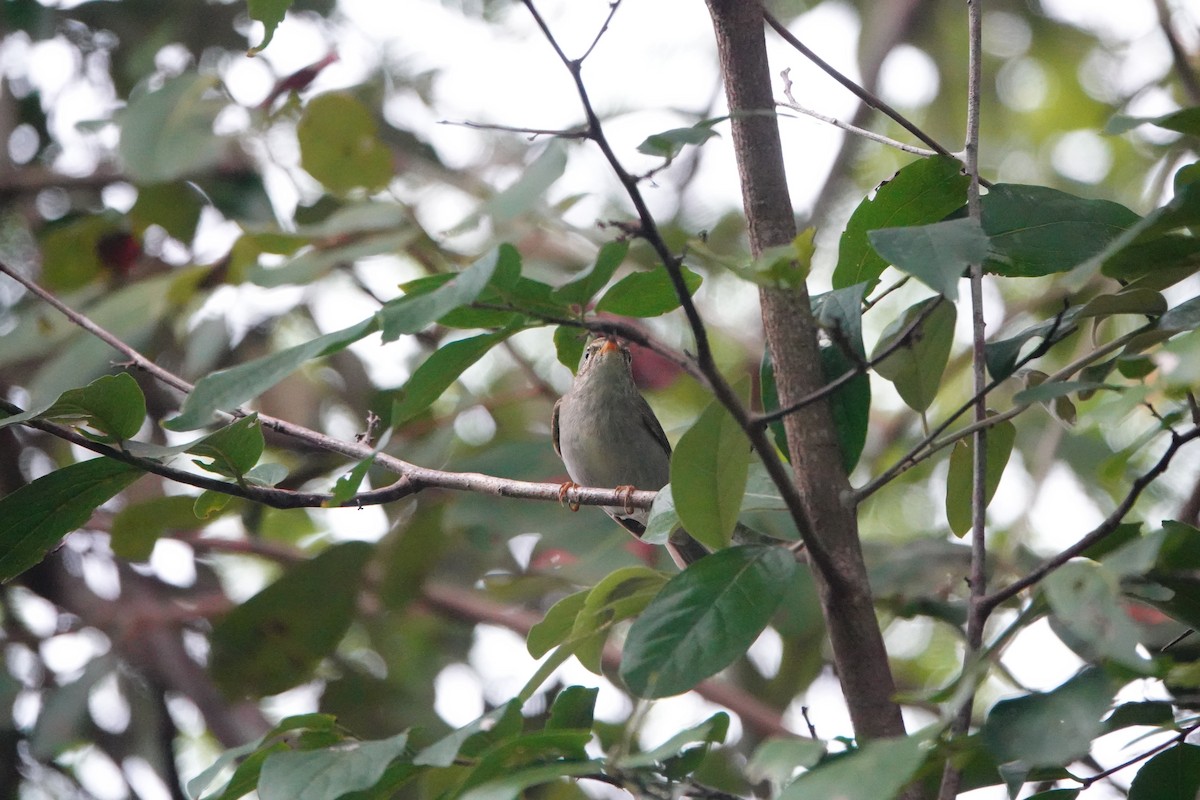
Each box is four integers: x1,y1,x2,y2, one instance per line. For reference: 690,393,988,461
614,485,637,515
557,481,582,512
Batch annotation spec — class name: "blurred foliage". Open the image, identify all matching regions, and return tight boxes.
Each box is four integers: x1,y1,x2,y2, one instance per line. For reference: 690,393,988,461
1,1,1200,799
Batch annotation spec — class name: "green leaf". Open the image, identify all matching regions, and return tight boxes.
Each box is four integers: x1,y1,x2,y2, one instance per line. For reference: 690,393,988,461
1129,744,1200,800
188,415,265,480
869,217,988,300
553,326,587,373
379,246,516,341
1107,106,1200,136
620,545,797,698
393,329,518,425
983,668,1115,768
637,120,723,160
1012,380,1117,406
572,566,666,672
546,686,598,731
618,713,728,768
746,738,825,789
167,316,379,431
1043,561,1153,671
484,141,568,223
297,93,392,195
210,541,373,697
552,241,627,306
111,495,218,561
257,732,410,800
945,415,1016,536
819,345,870,472
643,484,680,545
458,731,593,793
0,458,143,582
871,298,956,413
1,372,146,442
413,703,521,767
778,736,928,800
1103,701,1176,734
527,590,589,659
459,760,603,800
119,72,227,183
131,182,204,242
982,185,1140,277
1077,288,1167,319
247,0,293,53
834,156,970,292
595,265,702,318
984,307,1083,381
670,387,751,549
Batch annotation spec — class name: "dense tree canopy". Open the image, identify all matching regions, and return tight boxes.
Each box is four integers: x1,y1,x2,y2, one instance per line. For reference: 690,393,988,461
2,1,1200,799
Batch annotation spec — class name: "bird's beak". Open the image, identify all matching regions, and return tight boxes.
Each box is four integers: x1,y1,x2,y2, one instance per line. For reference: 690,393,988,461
599,338,620,356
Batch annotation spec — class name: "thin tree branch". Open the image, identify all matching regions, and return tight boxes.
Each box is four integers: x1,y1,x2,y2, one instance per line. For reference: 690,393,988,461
939,0,987,795
755,294,947,426
854,321,1145,503
1154,0,1200,104
778,69,938,158
519,0,838,580
979,425,1200,616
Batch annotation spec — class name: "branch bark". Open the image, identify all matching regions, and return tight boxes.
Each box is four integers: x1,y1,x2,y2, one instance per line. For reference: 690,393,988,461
703,0,907,744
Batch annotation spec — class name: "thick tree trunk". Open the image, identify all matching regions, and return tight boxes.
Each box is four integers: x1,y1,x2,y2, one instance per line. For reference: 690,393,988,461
704,0,908,743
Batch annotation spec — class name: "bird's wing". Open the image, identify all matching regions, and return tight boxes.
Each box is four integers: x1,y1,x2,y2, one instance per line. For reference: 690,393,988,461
551,397,562,457
637,395,672,457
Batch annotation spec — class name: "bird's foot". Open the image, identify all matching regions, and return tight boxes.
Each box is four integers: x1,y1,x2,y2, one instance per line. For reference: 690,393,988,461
614,485,637,515
558,481,582,512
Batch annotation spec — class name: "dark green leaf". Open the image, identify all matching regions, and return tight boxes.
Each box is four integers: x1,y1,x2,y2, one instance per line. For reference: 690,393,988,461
618,713,728,768
167,316,379,431
595,266,702,318
984,307,1082,381
0,458,143,582
983,668,1115,767
111,495,216,561
527,590,589,659
1077,289,1167,319
834,156,970,292
1159,295,1200,332
379,246,515,341
1,372,146,441
188,414,264,479
982,185,1140,277
552,241,628,306
459,731,593,793
131,182,204,242
778,736,928,800
869,218,987,300
1103,701,1176,734
210,541,373,697
670,388,751,550
119,72,227,183
637,122,722,160
812,282,869,356
1013,380,1118,405
547,686,598,731
458,760,603,800
871,298,956,413
620,545,797,698
247,0,293,53
393,329,518,425
1043,561,1153,671
257,732,410,800
1107,107,1200,137
1129,744,1200,800
413,703,521,767
297,93,392,194
554,326,587,373
818,345,870,472
945,416,1016,536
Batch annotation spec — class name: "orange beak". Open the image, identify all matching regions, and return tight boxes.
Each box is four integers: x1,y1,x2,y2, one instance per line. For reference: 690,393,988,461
599,338,621,356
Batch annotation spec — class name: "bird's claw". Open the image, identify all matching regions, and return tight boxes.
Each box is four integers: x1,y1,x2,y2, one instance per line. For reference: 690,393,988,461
558,481,581,512
615,485,637,515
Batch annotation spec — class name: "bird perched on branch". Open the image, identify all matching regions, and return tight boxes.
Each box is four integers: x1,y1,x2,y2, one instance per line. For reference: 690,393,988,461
552,336,708,568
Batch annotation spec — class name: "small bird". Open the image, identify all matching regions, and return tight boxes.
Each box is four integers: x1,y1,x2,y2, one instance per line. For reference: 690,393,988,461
552,336,708,568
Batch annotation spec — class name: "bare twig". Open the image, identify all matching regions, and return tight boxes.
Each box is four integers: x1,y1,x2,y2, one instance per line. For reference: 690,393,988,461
939,0,987,795
439,120,589,140
778,69,939,158
1154,0,1200,104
